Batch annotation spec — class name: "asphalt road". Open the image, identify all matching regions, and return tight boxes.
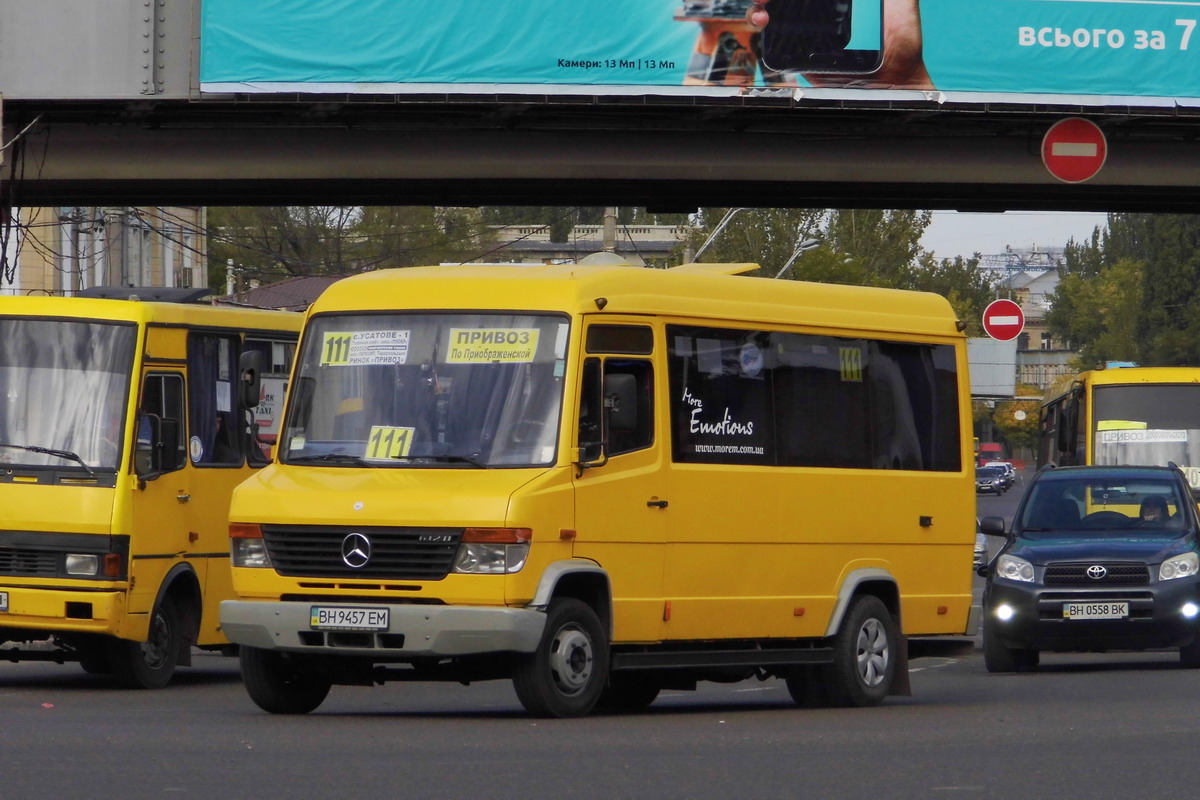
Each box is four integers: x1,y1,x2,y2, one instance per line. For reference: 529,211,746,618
10,471,1185,800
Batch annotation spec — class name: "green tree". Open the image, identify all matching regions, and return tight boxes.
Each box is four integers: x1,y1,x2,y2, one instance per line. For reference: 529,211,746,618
207,206,492,291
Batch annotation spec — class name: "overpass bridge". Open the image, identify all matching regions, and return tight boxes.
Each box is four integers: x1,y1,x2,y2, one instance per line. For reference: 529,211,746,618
4,1,1200,211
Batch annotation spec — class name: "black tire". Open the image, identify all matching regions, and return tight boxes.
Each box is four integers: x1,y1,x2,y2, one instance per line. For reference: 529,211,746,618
1180,638,1200,668
784,666,830,708
982,618,1032,673
108,596,182,689
821,595,897,707
596,674,660,711
239,646,331,714
512,598,609,718
77,643,112,676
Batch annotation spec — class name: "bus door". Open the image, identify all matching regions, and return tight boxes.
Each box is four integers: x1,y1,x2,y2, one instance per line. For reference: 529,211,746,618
181,332,256,643
571,323,666,642
128,368,189,636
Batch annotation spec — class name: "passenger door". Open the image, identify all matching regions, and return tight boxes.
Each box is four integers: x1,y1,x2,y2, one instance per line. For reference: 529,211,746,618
571,322,668,643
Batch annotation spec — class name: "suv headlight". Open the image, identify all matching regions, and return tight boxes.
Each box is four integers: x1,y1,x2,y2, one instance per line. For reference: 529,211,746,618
1160,552,1199,581
996,554,1035,583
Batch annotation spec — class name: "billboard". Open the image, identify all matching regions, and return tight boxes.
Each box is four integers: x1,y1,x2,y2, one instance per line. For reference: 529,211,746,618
200,0,1200,106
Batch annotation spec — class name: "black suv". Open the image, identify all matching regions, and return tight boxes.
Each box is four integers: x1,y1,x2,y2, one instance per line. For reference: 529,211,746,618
980,464,1200,672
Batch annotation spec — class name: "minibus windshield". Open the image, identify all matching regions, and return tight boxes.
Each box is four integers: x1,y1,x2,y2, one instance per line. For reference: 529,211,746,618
282,313,569,468
1093,384,1200,474
0,318,136,471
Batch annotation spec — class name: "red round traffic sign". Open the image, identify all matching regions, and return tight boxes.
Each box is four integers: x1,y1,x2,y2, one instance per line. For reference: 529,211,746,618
1042,117,1108,184
983,299,1024,341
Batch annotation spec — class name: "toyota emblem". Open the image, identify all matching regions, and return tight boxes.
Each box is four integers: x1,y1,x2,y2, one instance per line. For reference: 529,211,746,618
341,532,372,569
1086,564,1108,580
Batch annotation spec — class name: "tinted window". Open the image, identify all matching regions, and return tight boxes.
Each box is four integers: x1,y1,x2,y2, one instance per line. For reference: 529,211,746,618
668,325,960,470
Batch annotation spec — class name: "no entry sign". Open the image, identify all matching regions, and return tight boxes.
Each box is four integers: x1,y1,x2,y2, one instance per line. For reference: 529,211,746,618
983,299,1024,341
1042,118,1108,183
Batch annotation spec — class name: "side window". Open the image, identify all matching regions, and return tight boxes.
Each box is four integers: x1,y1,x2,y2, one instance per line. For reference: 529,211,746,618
668,327,774,465
188,333,241,466
141,373,186,473
578,356,655,460
242,337,297,464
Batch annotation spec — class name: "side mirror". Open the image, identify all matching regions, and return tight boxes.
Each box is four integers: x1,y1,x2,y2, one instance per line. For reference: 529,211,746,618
980,516,1007,536
134,413,162,480
604,373,637,434
239,350,263,412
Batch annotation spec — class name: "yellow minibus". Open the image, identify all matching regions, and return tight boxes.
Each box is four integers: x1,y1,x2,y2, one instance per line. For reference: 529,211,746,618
220,262,976,717
0,289,299,687
1039,366,1200,491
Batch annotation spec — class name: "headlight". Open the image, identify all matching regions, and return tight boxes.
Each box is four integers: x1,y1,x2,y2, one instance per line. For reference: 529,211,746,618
1160,552,1200,581
996,554,1035,583
231,537,272,568
65,554,99,576
452,528,532,575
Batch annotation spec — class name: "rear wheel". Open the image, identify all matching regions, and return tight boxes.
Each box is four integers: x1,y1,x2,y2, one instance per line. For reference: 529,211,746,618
240,647,331,714
512,598,609,718
822,595,897,707
108,596,181,689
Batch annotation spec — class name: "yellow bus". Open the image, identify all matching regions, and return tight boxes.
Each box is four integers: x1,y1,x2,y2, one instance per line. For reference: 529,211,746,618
0,289,300,687
1039,366,1200,491
220,261,976,717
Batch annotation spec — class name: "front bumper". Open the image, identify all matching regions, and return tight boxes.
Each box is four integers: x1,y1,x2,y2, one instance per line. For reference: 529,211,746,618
0,584,124,638
220,600,546,658
986,577,1200,651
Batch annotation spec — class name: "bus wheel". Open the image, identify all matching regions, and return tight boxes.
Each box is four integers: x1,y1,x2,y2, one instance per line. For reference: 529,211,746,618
239,647,331,714
109,596,181,689
77,643,112,675
823,595,896,707
596,674,660,711
512,598,608,718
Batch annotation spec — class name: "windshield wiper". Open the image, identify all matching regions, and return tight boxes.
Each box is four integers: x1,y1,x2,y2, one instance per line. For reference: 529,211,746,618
288,453,372,467
424,454,488,468
0,443,96,477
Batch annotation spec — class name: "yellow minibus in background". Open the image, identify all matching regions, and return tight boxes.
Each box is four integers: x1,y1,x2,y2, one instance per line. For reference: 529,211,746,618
0,289,299,687
220,261,976,717
1039,366,1200,491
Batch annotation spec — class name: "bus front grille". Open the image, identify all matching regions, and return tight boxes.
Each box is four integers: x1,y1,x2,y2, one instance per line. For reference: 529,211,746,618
260,525,462,580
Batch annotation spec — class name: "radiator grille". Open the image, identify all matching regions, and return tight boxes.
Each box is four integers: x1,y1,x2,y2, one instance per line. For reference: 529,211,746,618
261,525,462,580
1044,562,1150,585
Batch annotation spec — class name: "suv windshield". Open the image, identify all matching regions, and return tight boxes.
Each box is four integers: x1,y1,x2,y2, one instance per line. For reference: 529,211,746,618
1019,475,1189,536
282,312,569,468
0,318,136,471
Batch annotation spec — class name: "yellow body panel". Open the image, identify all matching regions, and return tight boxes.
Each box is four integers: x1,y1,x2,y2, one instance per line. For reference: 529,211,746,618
0,295,301,650
230,262,975,651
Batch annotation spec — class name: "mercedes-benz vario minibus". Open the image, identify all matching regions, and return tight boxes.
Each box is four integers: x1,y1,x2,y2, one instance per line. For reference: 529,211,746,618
220,262,976,717
0,289,299,687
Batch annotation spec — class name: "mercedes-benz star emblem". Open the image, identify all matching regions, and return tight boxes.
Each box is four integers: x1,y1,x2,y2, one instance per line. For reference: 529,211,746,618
341,532,372,569
1086,564,1108,580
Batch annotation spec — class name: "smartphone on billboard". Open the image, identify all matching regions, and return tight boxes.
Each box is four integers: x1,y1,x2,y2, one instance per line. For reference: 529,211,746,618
759,0,883,74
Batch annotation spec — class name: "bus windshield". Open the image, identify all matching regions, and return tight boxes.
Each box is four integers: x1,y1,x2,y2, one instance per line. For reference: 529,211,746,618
0,318,137,471
282,312,569,468
1093,384,1200,477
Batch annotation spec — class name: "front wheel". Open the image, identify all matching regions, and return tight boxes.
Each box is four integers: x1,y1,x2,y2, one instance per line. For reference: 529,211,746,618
596,674,661,711
108,596,181,689
822,595,897,707
240,647,332,714
512,598,609,718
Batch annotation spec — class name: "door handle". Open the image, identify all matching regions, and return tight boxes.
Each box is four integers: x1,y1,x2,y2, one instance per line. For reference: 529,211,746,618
176,493,191,503
646,499,668,509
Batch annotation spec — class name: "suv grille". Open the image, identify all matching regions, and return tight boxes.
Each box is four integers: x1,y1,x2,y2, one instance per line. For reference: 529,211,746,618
1044,562,1150,585
261,525,462,580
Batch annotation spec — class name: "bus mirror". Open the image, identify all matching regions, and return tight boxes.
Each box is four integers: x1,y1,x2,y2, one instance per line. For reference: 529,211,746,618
239,351,263,411
605,373,637,434
134,413,161,480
